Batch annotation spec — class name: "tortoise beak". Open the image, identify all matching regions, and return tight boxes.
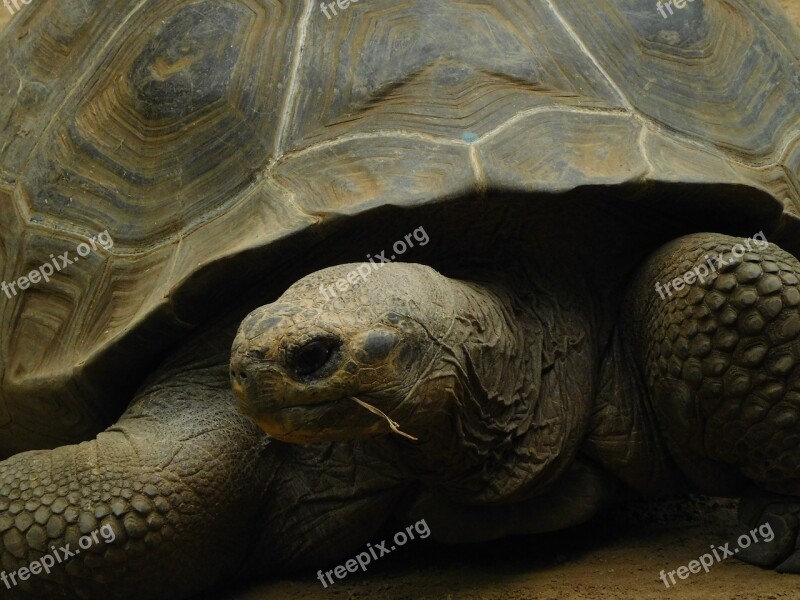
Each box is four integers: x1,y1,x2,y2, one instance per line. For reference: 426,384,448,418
229,342,378,442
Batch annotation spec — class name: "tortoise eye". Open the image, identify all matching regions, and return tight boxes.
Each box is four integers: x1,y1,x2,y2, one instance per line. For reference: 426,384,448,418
292,339,338,376
245,349,264,361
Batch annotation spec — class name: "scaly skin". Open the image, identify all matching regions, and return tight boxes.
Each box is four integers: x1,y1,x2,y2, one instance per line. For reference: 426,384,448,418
627,233,800,571
0,313,411,599
0,318,274,598
5,232,800,597
236,245,800,574
0,260,606,598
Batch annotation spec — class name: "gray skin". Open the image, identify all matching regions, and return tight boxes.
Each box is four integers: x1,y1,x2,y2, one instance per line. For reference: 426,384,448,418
233,235,800,573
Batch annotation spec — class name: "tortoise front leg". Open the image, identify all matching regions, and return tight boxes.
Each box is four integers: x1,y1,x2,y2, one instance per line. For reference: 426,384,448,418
0,327,410,599
0,365,274,599
627,232,800,572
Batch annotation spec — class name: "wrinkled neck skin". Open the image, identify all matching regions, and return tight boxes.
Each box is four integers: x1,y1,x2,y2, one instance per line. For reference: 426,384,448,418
394,272,597,504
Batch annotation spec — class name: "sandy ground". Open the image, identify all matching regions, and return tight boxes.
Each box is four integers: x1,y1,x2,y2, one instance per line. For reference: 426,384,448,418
1,1,799,599
201,496,800,600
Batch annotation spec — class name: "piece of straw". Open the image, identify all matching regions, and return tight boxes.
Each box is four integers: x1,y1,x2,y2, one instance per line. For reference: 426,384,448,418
350,397,418,441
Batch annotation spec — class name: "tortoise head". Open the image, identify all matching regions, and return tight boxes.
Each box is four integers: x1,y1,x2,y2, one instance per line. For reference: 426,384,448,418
230,263,457,443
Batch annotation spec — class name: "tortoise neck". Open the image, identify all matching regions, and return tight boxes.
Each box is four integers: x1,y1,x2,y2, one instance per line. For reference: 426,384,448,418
397,273,597,503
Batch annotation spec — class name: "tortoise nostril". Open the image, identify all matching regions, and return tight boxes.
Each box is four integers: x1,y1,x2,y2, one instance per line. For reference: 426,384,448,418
245,349,265,361
292,339,338,377
231,369,247,381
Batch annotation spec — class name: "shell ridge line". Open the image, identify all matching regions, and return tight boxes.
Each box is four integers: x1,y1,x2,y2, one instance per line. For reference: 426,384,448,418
273,0,315,159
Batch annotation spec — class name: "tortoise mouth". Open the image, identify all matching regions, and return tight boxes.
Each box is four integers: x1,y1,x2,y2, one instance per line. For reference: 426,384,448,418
241,394,392,443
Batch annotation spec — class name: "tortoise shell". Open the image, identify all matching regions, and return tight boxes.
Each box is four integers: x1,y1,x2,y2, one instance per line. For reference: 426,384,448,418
1,0,799,455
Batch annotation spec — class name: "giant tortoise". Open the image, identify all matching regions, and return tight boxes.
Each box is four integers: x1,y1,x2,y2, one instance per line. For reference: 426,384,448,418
1,0,800,598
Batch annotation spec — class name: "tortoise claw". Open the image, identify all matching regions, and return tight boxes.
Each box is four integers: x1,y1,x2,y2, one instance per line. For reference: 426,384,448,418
776,550,800,574
734,514,794,567
736,492,800,570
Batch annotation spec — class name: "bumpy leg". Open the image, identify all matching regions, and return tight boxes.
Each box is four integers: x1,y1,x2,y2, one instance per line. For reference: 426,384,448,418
627,232,800,572
0,347,274,598
0,318,410,598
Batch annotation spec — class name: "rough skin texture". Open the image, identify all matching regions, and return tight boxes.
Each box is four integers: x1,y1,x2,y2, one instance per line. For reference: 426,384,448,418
232,263,597,504
0,314,411,598
4,234,800,597
628,233,800,571
0,0,799,595
630,234,800,496
235,240,800,577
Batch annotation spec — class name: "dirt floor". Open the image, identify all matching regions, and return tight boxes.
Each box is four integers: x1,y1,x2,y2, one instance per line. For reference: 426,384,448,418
202,496,798,600
2,1,800,599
